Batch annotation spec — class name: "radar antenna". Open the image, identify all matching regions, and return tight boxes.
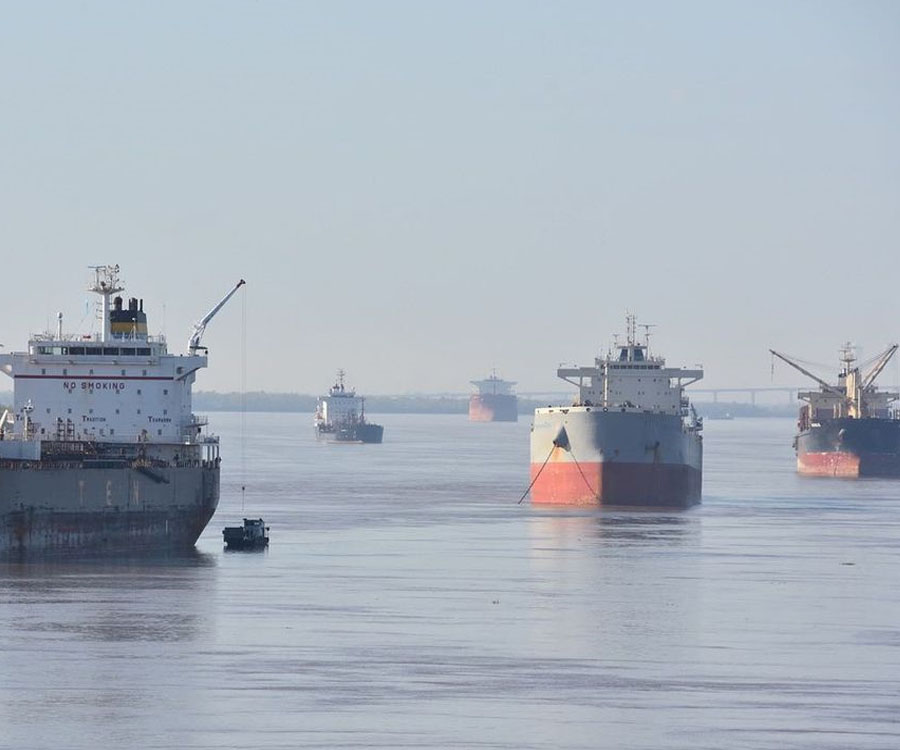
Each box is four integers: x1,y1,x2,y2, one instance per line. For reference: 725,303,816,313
640,323,656,350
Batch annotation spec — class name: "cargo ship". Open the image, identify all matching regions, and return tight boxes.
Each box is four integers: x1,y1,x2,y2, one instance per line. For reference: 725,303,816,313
770,343,900,477
314,371,384,443
0,265,244,554
529,316,704,507
469,372,518,422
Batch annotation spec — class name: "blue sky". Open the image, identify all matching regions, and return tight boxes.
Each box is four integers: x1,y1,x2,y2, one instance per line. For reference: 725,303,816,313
1,1,898,393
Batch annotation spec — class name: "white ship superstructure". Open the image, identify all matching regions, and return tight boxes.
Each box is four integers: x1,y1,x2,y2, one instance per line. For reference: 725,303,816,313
555,318,703,416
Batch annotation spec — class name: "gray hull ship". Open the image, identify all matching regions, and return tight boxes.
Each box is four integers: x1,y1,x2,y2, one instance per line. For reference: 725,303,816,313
314,370,384,444
0,265,244,554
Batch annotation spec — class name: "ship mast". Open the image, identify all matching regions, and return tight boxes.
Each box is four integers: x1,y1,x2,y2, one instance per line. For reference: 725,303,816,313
88,265,124,343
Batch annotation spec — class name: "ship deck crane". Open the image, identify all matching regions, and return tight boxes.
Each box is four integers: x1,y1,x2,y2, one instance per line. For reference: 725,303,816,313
187,279,246,353
861,344,899,391
769,349,844,396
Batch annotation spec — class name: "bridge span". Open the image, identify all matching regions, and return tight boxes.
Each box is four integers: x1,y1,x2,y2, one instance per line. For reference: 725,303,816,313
518,386,806,405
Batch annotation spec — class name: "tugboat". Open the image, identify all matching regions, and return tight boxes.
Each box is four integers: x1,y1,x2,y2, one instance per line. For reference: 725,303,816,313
314,370,384,443
223,518,269,549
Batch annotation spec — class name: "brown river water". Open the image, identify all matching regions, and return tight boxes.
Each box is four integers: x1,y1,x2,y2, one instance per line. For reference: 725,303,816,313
1,414,898,749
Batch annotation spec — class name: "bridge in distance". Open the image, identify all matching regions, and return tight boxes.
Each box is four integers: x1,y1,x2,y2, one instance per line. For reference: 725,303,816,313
517,386,806,405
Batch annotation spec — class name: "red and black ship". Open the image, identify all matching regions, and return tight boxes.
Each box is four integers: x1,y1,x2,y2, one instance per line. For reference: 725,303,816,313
771,343,900,478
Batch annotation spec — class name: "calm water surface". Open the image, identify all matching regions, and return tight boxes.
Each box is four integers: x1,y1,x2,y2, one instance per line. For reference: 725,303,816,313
2,414,899,749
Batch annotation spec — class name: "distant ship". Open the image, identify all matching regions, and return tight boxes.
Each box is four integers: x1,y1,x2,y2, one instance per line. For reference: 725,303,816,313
0,265,244,554
529,316,703,507
314,371,384,443
469,372,518,422
771,344,900,477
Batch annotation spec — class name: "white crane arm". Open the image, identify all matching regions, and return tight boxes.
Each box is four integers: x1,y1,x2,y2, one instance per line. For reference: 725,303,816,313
861,343,899,390
769,349,843,396
187,279,246,352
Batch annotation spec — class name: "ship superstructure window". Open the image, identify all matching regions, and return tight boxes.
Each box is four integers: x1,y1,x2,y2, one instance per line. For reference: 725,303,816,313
69,347,85,355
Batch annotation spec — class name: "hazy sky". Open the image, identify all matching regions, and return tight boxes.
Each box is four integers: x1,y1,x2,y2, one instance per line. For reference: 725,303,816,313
1,1,898,394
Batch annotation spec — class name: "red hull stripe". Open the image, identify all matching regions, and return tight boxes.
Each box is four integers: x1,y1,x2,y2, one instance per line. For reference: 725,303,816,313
530,461,701,508
798,451,900,478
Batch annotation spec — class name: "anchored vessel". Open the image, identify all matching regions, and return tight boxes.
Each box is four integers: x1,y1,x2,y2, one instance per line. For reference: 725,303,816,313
223,518,269,550
530,317,703,507
469,373,518,422
0,265,244,554
314,371,383,443
771,344,900,477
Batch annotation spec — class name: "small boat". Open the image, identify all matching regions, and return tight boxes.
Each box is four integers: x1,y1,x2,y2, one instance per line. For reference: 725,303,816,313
223,518,269,549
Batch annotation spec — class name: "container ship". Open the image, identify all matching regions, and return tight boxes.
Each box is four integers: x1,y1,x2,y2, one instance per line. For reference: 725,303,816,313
469,372,518,422
314,371,384,443
770,343,900,477
529,316,703,507
0,265,244,554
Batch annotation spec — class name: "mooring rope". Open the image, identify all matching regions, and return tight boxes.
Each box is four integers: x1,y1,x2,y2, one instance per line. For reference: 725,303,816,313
569,446,597,498
518,444,555,504
240,284,247,514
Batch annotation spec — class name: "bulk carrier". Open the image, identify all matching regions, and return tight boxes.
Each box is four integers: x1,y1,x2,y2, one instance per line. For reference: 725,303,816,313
529,317,703,507
469,372,518,422
0,265,244,554
771,344,900,477
314,371,384,443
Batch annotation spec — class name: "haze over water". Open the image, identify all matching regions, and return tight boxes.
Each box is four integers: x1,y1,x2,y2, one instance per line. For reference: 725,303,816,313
1,414,898,748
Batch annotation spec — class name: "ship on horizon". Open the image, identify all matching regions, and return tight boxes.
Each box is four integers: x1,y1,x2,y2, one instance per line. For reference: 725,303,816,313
314,371,384,443
529,315,703,507
771,343,900,477
0,265,244,554
469,371,518,422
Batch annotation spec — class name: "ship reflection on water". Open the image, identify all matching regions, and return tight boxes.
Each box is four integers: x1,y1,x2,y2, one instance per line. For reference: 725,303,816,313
0,551,217,643
528,507,699,549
